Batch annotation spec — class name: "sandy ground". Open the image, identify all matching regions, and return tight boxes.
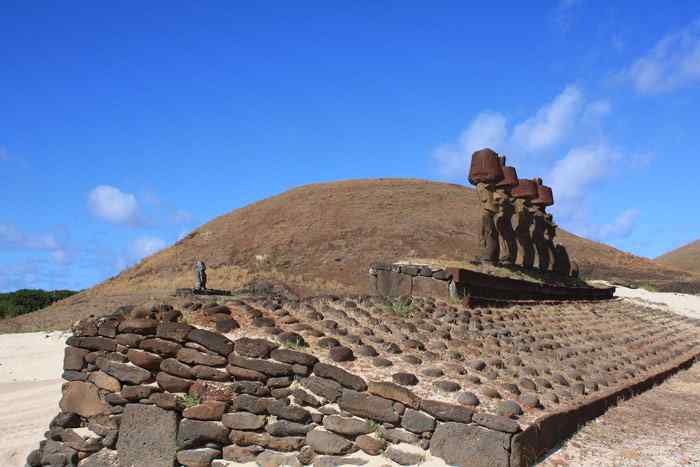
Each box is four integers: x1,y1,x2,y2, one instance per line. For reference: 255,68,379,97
0,285,698,467
0,331,68,467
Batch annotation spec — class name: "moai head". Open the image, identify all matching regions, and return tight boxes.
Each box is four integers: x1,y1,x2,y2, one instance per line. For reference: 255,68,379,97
531,178,554,210
494,156,518,207
511,178,538,212
468,148,504,186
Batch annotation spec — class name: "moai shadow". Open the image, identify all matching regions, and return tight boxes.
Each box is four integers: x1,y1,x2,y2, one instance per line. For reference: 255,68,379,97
468,149,504,264
494,156,518,266
195,261,207,290
511,179,538,269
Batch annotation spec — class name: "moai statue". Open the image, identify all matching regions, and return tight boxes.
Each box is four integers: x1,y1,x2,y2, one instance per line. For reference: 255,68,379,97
195,261,207,290
493,156,519,266
543,213,558,272
468,148,504,264
530,178,554,273
511,178,538,269
553,244,572,277
570,260,580,278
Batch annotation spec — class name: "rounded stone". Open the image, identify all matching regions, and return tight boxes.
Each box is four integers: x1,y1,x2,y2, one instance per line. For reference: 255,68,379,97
392,372,419,386
456,391,480,407
372,358,393,368
329,346,354,362
421,368,444,378
520,393,541,409
496,400,523,418
433,380,461,393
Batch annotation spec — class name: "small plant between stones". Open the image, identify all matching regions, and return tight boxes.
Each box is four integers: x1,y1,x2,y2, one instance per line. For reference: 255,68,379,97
282,335,305,349
178,393,201,408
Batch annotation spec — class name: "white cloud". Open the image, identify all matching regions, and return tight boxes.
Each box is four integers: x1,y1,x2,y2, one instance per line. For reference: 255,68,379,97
0,224,61,251
513,85,583,152
548,143,620,204
433,111,508,178
87,185,140,225
128,236,166,260
619,19,700,94
598,209,639,239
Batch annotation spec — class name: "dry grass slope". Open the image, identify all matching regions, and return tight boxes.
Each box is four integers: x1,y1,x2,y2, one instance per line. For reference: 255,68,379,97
3,178,699,332
656,238,700,275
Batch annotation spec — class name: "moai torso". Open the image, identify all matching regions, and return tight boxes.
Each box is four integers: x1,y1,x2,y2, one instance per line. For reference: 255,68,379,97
494,188,517,265
554,244,572,277
476,183,500,263
514,199,535,268
196,261,207,289
543,214,557,272
531,206,550,272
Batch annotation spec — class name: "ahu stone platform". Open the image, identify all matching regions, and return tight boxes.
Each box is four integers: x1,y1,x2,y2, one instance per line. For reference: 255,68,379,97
28,292,700,467
369,261,615,303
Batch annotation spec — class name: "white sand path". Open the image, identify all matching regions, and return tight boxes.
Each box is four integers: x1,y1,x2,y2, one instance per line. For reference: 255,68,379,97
0,331,68,467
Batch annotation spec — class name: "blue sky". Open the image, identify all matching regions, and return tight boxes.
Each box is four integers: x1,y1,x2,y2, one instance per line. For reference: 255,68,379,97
2,1,700,291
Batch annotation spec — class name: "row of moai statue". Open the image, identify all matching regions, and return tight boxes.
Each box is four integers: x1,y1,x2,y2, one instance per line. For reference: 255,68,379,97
469,148,579,278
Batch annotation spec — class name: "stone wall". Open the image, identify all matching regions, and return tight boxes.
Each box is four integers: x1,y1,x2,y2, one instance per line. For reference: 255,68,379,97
27,306,526,467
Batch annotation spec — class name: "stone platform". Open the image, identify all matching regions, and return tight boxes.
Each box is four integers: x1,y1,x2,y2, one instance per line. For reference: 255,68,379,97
369,261,615,303
28,292,700,467
175,287,232,297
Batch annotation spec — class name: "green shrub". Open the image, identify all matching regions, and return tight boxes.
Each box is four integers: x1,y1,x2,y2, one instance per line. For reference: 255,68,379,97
0,289,78,320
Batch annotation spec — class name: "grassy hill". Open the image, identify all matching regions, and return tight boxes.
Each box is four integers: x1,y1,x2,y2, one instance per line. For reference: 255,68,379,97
656,238,700,275
2,178,698,332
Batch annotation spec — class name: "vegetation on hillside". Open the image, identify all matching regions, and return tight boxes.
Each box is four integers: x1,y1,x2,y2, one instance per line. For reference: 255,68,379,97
0,289,79,320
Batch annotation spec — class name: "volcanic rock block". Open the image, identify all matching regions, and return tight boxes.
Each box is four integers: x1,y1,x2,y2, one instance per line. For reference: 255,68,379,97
126,349,163,371
268,399,311,423
339,389,401,423
313,363,367,391
229,430,305,451
67,336,117,352
140,338,182,357
118,319,159,335
355,434,386,455
270,348,319,366
178,419,230,449
97,358,152,385
77,448,119,466
305,429,353,455
156,371,193,392
385,443,427,466
88,371,121,392
367,381,420,409
401,408,436,433
188,328,234,355
431,422,511,467
177,448,222,467
59,381,109,417
229,355,294,377
63,346,89,371
266,420,315,437
178,347,227,366
156,321,193,342
234,337,278,358
222,412,266,430
183,401,227,421
323,415,372,436
117,404,178,467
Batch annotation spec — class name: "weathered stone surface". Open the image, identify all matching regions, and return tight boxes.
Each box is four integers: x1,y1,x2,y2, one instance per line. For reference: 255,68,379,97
192,365,230,381
51,412,81,429
140,338,182,357
126,349,163,371
370,269,411,297
177,448,221,467
222,412,266,430
184,401,227,420
392,372,419,386
116,333,144,348
97,358,152,384
473,413,521,433
378,427,419,444
355,434,385,455
188,328,234,355
496,400,523,418
269,399,311,423
339,389,400,423
118,319,159,335
226,364,267,381
67,336,117,352
412,275,449,298
232,380,270,396
266,420,314,437
229,430,305,451
178,419,229,448
229,355,293,377
385,444,427,466
230,394,276,414
256,450,302,467
457,391,480,407
367,381,420,409
117,404,178,467
222,445,262,463
178,347,227,366
63,370,88,381
121,384,155,401
88,371,121,392
306,429,353,455
420,399,473,423
161,357,194,379
60,381,109,417
300,376,343,402
234,337,278,358
156,371,193,393
401,408,435,433
329,346,354,362
156,321,193,342
270,348,319,366
313,363,367,391
77,448,119,466
323,415,372,436
431,422,511,467
64,346,89,371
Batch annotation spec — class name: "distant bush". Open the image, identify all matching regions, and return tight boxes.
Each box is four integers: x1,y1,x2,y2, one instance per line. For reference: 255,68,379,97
0,289,78,320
